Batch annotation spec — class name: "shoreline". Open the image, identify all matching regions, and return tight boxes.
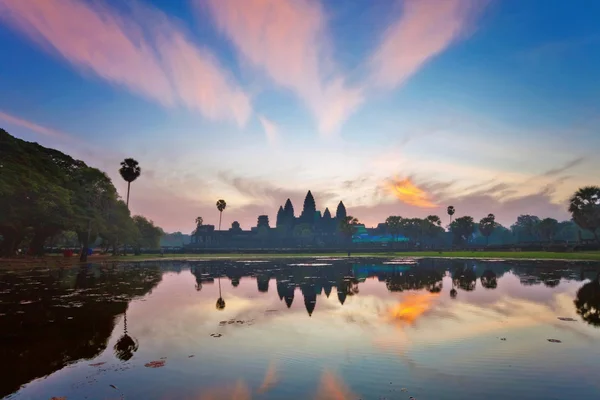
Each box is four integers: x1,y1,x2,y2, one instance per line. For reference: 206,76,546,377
1,250,600,269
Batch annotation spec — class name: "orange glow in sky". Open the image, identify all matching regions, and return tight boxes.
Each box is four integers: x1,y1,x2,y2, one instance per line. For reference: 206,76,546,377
387,178,437,208
387,292,439,325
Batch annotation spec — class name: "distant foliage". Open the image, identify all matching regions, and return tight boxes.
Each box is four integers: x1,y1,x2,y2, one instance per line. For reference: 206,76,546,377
479,214,496,244
450,216,475,245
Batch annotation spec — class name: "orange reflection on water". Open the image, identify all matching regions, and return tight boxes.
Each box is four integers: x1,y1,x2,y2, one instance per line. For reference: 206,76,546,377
257,361,278,394
387,177,437,208
387,292,439,325
315,370,357,400
195,380,251,400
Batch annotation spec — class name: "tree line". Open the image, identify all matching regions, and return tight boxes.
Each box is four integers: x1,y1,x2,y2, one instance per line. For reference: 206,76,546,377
382,188,600,247
0,129,163,260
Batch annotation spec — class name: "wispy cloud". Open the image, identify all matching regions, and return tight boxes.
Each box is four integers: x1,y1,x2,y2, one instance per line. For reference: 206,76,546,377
0,110,71,140
258,115,279,145
0,0,251,126
200,0,362,136
370,0,485,89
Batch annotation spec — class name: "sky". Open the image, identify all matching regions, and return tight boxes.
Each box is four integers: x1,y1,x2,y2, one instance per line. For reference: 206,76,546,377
1,0,599,233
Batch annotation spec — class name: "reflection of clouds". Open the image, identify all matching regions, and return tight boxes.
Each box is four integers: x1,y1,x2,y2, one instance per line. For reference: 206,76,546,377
315,370,357,400
387,292,440,326
191,379,251,400
257,360,278,394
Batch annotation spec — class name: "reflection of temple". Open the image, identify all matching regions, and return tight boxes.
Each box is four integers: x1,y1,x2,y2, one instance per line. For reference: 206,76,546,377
186,259,600,317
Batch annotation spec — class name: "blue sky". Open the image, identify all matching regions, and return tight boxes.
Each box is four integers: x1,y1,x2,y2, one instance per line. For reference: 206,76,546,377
1,0,599,232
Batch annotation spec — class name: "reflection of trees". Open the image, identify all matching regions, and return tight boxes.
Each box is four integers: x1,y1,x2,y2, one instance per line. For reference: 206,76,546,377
385,268,443,293
574,277,600,327
452,264,477,291
0,265,162,398
480,270,498,289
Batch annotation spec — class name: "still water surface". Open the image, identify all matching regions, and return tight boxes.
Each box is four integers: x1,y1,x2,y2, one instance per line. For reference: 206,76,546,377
1,258,600,400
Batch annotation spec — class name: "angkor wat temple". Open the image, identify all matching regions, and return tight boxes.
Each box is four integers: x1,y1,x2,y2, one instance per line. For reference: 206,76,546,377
190,191,352,248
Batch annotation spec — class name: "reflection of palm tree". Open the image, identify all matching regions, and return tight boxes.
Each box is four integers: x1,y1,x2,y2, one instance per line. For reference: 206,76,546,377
450,286,457,299
216,277,226,310
114,309,139,361
452,264,477,291
480,270,498,289
574,277,600,327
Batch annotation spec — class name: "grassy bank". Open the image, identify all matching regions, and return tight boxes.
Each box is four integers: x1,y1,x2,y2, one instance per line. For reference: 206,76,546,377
1,250,600,269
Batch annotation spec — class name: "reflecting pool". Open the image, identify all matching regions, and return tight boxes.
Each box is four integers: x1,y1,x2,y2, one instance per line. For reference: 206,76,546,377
1,258,600,399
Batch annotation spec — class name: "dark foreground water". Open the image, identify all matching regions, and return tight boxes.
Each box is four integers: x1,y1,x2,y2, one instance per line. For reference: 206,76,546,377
1,258,600,400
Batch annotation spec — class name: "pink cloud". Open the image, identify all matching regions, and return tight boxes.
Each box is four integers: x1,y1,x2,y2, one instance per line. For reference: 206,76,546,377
0,0,251,126
201,0,362,136
258,115,279,145
370,0,485,88
0,111,70,140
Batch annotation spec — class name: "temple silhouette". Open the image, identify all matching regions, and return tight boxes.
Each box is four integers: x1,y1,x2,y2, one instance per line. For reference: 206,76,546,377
190,190,357,248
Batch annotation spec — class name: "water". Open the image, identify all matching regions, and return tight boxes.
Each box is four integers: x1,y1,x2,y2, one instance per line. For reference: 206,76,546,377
1,258,599,400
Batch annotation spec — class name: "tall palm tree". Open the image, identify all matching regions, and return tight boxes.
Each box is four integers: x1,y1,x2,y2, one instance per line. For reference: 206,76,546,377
119,158,141,207
568,186,600,243
447,206,455,226
216,199,227,230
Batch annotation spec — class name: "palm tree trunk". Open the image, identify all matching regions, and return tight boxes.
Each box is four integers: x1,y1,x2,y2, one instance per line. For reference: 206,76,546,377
123,181,131,256
219,211,222,231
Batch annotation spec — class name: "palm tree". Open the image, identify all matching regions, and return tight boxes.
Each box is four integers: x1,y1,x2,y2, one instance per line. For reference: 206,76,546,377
195,216,203,226
568,186,600,243
216,199,227,230
119,158,141,207
447,206,455,226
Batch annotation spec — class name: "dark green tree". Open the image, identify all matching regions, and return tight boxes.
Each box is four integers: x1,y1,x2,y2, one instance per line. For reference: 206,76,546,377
538,218,559,241
385,216,403,244
511,215,541,242
569,186,600,243
450,216,475,245
131,216,164,255
478,214,496,245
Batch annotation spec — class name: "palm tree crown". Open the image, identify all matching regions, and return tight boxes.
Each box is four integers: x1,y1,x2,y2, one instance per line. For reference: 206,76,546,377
119,158,141,183
216,199,227,230
119,158,141,207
